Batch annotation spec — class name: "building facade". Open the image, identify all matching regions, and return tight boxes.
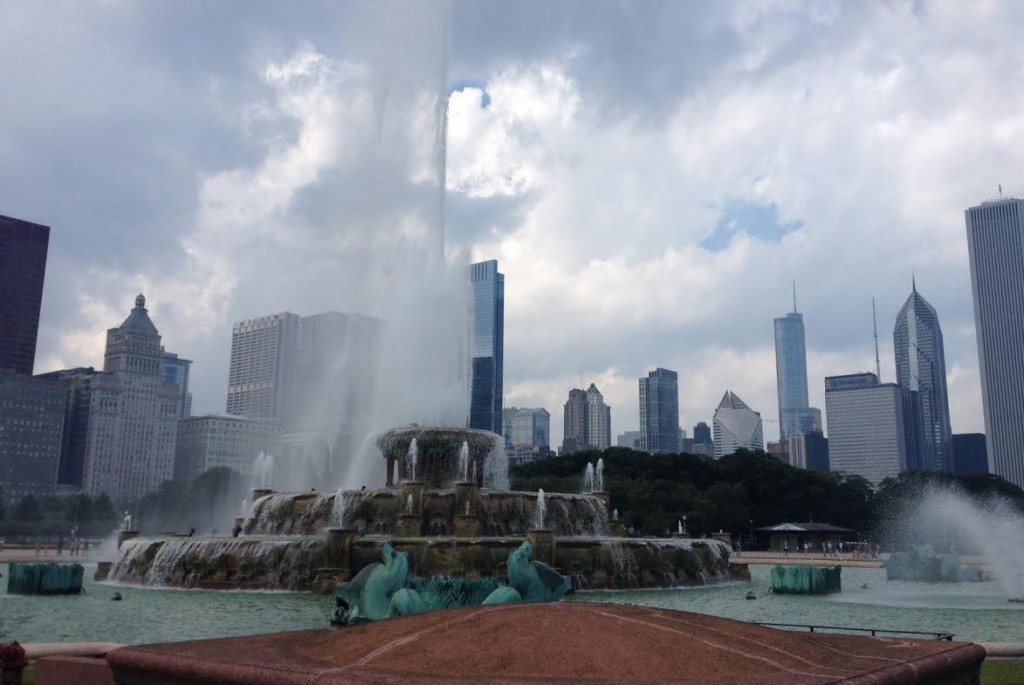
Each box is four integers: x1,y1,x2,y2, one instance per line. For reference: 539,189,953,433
504,407,550,450
0,370,66,500
562,384,609,453
35,367,99,489
469,260,504,435
226,312,300,421
174,414,282,482
585,383,611,449
616,430,642,450
787,430,829,471
162,352,192,419
824,372,908,485
893,282,952,472
965,198,1024,487
712,391,764,458
775,311,810,440
0,214,49,376
80,295,182,502
951,433,988,476
639,368,680,453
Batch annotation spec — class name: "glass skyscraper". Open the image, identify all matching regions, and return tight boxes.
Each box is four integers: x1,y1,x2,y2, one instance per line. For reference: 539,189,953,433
0,214,49,376
470,260,504,435
893,282,952,472
639,368,679,453
712,390,763,458
774,310,820,440
966,198,1024,488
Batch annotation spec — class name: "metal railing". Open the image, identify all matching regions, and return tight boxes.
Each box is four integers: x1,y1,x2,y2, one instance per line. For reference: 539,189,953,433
757,622,955,641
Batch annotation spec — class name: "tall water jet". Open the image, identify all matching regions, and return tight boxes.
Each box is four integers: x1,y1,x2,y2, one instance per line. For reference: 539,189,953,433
407,494,414,515
595,458,605,492
533,489,546,530
458,441,470,481
332,489,346,527
406,439,418,481
582,463,595,494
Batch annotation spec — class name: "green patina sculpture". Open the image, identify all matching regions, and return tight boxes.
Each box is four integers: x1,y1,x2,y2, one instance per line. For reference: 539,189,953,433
505,541,572,602
331,541,571,626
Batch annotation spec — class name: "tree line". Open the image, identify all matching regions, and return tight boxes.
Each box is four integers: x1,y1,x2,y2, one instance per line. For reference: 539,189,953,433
511,447,1024,544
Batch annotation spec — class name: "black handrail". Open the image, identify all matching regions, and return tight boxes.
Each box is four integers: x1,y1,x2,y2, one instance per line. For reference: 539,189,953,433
757,622,954,641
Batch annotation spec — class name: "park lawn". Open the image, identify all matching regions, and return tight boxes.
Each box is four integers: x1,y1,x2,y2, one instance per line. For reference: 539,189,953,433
982,659,1024,684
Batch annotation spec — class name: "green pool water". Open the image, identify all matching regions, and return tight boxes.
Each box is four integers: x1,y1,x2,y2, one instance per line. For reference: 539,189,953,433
2,563,1021,645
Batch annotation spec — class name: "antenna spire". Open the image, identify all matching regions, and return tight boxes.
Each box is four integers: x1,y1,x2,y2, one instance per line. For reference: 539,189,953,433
872,298,881,380
792,280,798,313
912,272,916,293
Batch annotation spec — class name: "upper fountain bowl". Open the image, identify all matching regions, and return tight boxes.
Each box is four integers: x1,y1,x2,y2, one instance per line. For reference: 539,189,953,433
377,426,502,488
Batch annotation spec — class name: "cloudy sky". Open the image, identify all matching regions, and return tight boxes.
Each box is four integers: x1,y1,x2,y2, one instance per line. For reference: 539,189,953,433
3,0,1022,446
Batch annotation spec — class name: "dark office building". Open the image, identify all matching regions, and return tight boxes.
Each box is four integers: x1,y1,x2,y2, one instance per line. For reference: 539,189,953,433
0,214,50,376
36,367,99,489
469,260,504,435
951,433,988,476
0,370,66,500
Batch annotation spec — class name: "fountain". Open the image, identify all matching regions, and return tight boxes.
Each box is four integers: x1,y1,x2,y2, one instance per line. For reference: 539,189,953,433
583,463,594,493
887,486,1024,599
595,458,604,492
533,489,547,530
106,426,734,592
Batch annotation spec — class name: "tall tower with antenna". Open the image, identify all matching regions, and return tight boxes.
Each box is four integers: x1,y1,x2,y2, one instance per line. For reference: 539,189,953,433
872,298,881,380
774,283,821,443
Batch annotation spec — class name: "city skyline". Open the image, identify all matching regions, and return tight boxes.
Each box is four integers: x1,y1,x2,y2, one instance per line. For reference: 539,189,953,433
4,3,1021,449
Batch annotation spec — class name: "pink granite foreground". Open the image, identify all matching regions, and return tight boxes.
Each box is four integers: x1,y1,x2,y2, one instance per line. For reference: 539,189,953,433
99,603,984,684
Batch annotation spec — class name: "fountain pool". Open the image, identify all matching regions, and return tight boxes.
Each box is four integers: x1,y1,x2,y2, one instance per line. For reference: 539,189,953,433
3,564,1021,645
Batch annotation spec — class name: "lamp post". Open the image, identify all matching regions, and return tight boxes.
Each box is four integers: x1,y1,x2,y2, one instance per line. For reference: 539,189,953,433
682,515,687,535
749,519,753,543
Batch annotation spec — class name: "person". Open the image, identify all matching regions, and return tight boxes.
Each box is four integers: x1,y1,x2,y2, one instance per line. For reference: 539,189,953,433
783,542,790,556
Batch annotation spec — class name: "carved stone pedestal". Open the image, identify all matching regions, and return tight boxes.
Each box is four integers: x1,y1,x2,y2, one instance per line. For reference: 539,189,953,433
527,529,556,566
397,514,423,537
454,515,481,538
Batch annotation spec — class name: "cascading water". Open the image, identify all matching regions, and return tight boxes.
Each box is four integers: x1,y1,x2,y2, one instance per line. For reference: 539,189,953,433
253,452,274,489
583,463,594,493
533,489,546,530
458,441,469,481
406,494,414,515
595,458,604,492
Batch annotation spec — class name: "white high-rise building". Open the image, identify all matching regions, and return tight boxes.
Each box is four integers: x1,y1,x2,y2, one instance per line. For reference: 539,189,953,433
174,414,282,482
824,372,908,485
81,294,181,502
585,383,611,449
966,198,1024,488
712,391,763,458
226,312,300,422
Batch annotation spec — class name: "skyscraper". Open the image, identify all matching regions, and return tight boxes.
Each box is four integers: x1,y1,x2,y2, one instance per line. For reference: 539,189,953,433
712,391,763,458
893,282,952,472
504,407,550,450
774,307,821,441
824,372,908,485
639,368,680,454
0,214,49,376
81,295,182,502
562,384,609,453
226,312,300,421
0,370,66,499
470,260,504,435
162,352,192,419
966,198,1024,487
585,383,611,449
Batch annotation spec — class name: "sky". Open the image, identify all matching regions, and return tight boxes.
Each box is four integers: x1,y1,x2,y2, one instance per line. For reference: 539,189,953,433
2,0,1023,447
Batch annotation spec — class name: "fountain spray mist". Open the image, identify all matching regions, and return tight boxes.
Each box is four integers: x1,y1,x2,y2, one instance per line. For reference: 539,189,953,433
899,486,1024,599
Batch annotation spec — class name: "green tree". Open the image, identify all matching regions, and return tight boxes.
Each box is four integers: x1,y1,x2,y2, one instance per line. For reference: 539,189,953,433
13,494,42,522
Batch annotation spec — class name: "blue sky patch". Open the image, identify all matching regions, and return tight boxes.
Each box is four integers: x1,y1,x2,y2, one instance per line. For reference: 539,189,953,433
702,198,804,252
